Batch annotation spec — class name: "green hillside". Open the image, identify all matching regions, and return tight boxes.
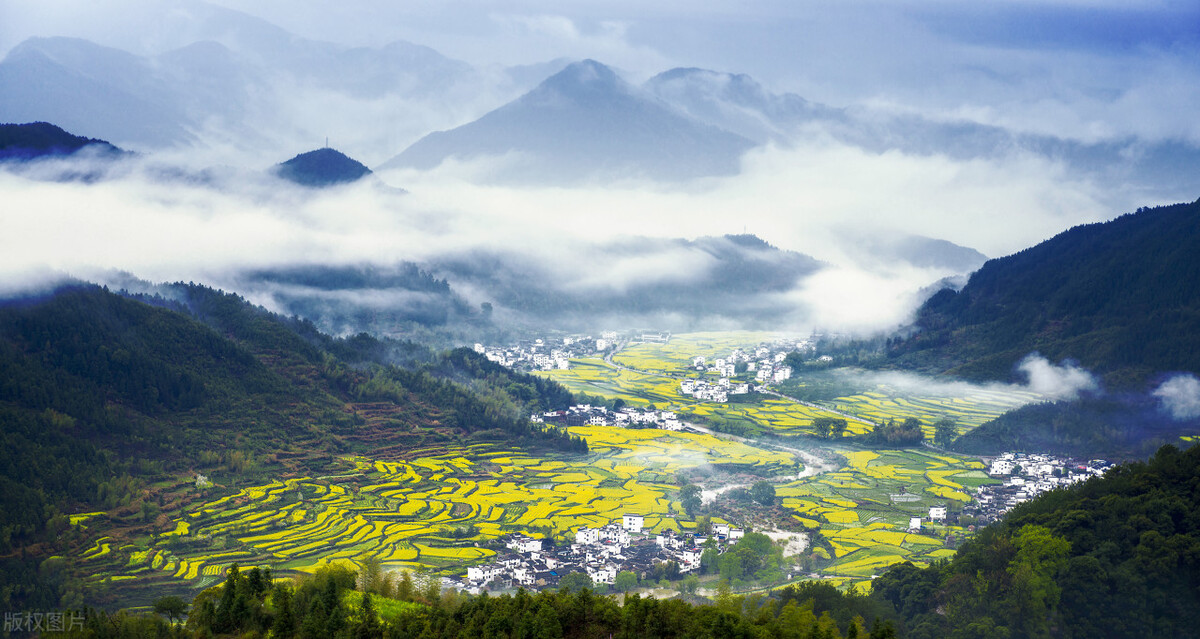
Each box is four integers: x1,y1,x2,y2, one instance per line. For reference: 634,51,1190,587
0,283,580,609
888,200,1200,388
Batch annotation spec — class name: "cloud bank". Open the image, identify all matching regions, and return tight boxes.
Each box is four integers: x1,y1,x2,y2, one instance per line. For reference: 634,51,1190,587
1154,374,1200,420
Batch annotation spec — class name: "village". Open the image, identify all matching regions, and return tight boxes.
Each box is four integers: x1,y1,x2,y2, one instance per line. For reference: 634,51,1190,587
477,330,816,405
450,514,747,594
473,331,671,372
959,452,1114,524
532,404,697,432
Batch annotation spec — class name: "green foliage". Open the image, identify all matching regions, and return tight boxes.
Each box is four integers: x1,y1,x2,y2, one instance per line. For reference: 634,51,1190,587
933,418,956,447
853,418,925,448
613,571,638,593
679,484,703,517
750,480,776,506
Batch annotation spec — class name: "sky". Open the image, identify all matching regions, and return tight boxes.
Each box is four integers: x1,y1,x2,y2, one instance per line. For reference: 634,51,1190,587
2,0,1199,335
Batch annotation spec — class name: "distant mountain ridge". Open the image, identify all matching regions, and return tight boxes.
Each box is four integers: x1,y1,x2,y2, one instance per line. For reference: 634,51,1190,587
383,59,756,182
887,199,1200,387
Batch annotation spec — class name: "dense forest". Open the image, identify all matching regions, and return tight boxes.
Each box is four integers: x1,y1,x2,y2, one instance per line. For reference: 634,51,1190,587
886,200,1200,388
0,283,582,609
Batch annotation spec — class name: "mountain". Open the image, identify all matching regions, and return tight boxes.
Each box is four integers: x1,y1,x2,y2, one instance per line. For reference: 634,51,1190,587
0,38,196,148
382,60,757,183
0,121,124,160
887,200,1200,387
215,262,485,342
274,147,372,187
873,443,1200,637
643,67,834,145
428,233,824,330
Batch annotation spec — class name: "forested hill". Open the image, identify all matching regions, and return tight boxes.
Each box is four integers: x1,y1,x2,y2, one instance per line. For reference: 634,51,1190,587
0,121,123,160
873,443,1200,637
887,200,1200,387
0,283,580,609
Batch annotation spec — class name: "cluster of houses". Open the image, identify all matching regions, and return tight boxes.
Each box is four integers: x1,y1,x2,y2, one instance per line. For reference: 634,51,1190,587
474,332,622,372
679,378,747,403
475,331,676,373
690,346,796,385
958,452,1113,524
453,515,746,593
533,405,696,432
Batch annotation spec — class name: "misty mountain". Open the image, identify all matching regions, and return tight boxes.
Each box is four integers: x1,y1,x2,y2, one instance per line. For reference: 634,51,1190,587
0,2,504,160
840,232,988,273
382,60,757,182
0,121,123,161
430,233,824,330
643,67,837,145
888,199,1200,387
217,263,484,342
274,147,372,187
0,37,198,149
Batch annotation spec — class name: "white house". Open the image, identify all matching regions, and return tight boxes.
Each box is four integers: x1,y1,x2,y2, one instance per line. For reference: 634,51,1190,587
729,528,745,540
713,523,731,537
588,564,617,585
929,505,947,522
576,527,600,545
622,514,645,534
507,536,543,553
908,517,922,532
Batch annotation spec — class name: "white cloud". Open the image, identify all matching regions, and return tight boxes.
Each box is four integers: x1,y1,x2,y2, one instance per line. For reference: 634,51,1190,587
1153,374,1200,420
1017,354,1099,400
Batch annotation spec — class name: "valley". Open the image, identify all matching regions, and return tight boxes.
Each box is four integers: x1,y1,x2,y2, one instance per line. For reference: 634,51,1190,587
58,330,1046,608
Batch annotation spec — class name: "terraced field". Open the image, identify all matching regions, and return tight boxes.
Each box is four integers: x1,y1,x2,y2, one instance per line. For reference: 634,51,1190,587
542,359,682,406
823,384,1042,436
74,426,796,589
780,448,991,585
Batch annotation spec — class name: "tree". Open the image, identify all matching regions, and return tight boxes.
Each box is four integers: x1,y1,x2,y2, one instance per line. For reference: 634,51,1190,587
682,574,700,595
558,572,593,593
934,418,956,447
679,484,703,518
811,416,848,439
354,592,382,639
614,571,638,593
152,596,187,623
784,352,806,371
750,481,776,507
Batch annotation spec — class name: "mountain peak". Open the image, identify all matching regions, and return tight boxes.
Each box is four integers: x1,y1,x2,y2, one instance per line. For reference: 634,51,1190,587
533,59,626,99
274,147,371,187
